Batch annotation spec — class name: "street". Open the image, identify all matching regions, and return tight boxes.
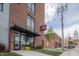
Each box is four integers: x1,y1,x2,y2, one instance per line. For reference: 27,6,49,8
61,46,79,56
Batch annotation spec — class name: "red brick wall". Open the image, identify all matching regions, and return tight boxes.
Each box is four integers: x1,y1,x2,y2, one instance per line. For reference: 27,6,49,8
34,4,45,48
9,4,27,28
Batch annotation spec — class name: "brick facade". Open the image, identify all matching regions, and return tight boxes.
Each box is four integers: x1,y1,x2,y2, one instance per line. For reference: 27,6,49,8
8,3,45,50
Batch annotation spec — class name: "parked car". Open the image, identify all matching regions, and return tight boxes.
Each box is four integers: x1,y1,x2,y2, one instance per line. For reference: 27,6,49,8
68,45,75,49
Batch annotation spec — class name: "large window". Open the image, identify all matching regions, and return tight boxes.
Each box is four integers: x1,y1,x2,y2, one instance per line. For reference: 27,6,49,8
0,3,3,12
27,3,35,14
21,36,33,47
21,35,26,45
26,37,33,46
27,15,34,31
14,31,34,48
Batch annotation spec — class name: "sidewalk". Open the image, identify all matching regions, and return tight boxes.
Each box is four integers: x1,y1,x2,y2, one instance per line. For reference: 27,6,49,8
60,50,79,56
43,48,62,52
12,50,51,56
60,47,79,56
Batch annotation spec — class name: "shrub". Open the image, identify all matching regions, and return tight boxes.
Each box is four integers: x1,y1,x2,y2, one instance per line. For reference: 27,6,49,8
0,43,6,52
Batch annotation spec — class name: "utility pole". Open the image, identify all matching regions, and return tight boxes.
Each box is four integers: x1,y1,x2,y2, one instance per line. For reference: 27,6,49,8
57,3,68,51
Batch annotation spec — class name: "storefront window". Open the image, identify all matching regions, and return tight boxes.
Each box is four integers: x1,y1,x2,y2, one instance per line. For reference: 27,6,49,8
14,31,34,49
21,35,26,45
26,37,33,46
20,34,33,46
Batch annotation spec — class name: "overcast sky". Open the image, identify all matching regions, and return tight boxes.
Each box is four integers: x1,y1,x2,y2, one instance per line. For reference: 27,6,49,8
45,3,79,38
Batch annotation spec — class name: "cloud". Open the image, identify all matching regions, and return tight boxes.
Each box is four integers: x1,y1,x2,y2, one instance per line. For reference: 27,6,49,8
54,23,79,38
64,4,79,28
64,24,79,38
46,3,79,39
45,3,57,22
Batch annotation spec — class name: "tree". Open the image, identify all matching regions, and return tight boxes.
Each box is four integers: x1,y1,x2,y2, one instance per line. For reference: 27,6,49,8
45,33,52,41
45,26,54,41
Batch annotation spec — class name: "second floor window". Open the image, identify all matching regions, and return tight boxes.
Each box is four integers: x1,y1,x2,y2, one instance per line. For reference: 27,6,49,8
27,15,34,31
0,3,3,12
27,3,35,14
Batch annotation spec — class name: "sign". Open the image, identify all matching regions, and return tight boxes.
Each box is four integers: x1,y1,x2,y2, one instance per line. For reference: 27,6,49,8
40,25,46,31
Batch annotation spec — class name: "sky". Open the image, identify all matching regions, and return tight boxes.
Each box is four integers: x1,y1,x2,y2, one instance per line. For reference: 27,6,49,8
45,3,79,38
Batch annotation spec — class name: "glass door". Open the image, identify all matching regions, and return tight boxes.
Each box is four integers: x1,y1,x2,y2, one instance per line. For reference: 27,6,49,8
14,35,21,50
21,35,26,45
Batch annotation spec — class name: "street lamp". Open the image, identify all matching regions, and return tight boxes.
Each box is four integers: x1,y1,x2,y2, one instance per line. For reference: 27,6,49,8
57,3,68,51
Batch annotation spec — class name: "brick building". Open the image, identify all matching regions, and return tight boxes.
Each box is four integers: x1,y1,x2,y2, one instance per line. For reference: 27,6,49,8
0,3,45,50
44,32,61,48
64,31,79,48
64,38,79,48
44,27,61,48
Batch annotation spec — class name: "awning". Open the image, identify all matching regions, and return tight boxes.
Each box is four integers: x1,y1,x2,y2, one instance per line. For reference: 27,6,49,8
10,24,40,37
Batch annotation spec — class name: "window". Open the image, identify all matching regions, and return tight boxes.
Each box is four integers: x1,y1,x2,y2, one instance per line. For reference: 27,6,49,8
27,15,34,31
21,35,33,46
26,37,33,46
21,35,26,45
0,3,3,12
27,3,35,14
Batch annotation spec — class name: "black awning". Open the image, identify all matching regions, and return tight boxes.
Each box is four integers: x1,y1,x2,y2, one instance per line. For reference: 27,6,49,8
10,25,40,37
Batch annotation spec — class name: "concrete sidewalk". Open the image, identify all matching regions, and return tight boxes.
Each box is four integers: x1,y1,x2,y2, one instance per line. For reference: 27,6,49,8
60,50,79,56
43,48,62,52
60,47,79,56
12,50,51,56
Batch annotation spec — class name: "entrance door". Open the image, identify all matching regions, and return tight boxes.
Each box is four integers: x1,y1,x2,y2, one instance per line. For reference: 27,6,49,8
14,35,21,50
